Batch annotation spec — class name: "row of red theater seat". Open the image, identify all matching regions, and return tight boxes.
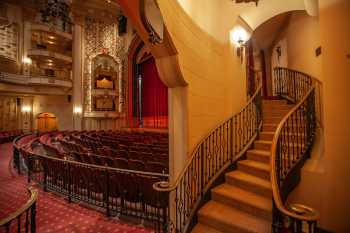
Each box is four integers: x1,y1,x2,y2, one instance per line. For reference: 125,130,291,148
0,130,23,143
71,151,168,174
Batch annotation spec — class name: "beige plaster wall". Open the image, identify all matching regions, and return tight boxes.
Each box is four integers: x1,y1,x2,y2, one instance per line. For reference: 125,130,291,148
282,2,350,232
32,95,73,131
158,0,247,153
285,12,322,79
316,0,350,232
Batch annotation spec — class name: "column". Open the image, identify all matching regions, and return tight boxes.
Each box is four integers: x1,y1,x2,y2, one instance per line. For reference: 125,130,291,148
72,18,84,130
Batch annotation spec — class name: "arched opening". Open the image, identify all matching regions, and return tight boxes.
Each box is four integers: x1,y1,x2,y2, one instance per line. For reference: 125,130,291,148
36,112,58,132
250,11,306,98
128,36,168,129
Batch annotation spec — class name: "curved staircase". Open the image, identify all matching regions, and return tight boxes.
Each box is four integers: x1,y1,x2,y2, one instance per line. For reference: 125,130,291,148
192,99,293,233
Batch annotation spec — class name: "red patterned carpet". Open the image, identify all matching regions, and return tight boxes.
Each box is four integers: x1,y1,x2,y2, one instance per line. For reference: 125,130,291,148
0,143,153,233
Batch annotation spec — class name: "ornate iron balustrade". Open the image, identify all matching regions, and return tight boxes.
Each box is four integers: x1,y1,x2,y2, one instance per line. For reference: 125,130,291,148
18,142,169,232
154,83,262,233
0,187,38,233
271,67,319,233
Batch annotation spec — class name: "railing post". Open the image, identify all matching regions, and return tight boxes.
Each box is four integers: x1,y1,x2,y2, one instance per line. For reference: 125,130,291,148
293,71,297,102
30,202,36,233
105,169,110,217
230,118,234,161
68,162,72,203
200,144,205,197
27,156,31,183
43,159,47,192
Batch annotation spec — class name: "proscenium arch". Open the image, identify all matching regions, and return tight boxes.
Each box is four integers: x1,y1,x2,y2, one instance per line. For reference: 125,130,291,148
117,0,188,182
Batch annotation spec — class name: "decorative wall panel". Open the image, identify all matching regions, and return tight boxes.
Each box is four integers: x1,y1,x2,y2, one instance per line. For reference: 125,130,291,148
83,17,127,114
0,97,18,131
0,23,18,61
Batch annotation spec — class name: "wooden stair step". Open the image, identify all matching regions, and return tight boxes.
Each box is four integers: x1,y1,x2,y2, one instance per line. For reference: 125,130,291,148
247,149,270,163
238,160,270,180
254,140,272,151
262,99,288,105
191,223,225,233
212,184,272,220
259,131,275,141
262,123,278,131
263,116,283,124
263,104,293,110
226,170,272,197
198,201,271,233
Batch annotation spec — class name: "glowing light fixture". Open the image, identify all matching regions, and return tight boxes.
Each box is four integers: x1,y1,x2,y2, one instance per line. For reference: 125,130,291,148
22,106,32,113
73,106,82,114
230,25,251,61
23,57,32,65
230,26,250,47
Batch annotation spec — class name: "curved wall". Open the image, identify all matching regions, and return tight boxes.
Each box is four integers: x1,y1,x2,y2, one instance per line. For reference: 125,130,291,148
158,0,247,152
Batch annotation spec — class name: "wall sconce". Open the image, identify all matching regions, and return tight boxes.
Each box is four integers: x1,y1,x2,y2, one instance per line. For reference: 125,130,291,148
73,106,82,115
22,57,32,75
230,26,251,62
23,57,32,65
21,105,32,113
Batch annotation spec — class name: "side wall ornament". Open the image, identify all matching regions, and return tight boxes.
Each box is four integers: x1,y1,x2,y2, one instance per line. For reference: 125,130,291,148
139,0,164,45
235,0,259,6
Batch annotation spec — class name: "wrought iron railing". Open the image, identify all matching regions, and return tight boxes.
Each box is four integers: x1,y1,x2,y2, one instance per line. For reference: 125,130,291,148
271,67,319,232
21,143,168,232
153,83,263,233
0,187,38,233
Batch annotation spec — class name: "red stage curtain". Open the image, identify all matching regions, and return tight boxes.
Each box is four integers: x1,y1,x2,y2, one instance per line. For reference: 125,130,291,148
140,57,168,128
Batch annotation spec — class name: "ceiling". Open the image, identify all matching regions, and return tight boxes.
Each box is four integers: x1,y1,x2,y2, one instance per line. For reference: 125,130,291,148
251,12,292,50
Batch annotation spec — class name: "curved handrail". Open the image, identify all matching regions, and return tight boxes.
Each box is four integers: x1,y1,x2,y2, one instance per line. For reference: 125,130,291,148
270,86,319,222
271,67,320,226
153,82,262,233
154,82,262,192
0,187,38,227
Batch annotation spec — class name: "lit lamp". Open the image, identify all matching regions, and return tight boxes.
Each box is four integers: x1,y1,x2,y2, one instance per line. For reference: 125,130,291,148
73,106,82,130
21,105,32,132
230,26,251,62
22,57,32,75
73,106,82,115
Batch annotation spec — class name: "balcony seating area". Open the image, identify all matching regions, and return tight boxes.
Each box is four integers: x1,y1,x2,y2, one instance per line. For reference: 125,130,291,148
37,130,169,174
9,132,169,230
0,130,23,144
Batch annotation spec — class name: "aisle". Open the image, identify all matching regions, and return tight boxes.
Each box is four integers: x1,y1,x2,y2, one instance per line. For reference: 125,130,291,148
0,143,152,233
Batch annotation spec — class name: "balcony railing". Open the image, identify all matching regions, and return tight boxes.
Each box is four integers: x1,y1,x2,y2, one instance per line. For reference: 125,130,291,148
0,187,38,233
0,71,72,88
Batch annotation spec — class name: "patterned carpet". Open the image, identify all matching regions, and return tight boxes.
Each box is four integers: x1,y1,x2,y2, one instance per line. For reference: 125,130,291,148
0,143,153,233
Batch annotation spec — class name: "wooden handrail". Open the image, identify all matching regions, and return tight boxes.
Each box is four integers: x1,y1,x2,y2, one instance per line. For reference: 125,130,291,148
154,82,262,192
270,85,319,222
271,67,320,224
0,187,38,227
